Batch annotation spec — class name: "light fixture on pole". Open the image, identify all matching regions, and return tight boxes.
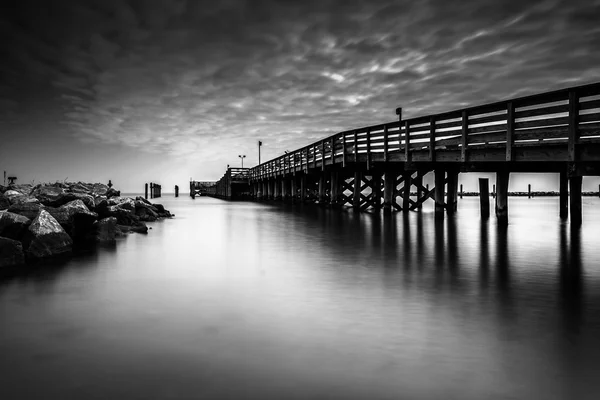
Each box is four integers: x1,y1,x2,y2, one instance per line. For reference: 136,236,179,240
258,141,262,165
238,154,246,168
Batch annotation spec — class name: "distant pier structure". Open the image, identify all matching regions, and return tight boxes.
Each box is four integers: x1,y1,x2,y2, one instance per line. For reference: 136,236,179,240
145,182,162,199
189,181,217,199
210,82,600,224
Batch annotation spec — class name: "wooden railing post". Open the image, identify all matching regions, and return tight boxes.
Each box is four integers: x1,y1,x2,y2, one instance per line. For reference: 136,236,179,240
506,102,515,161
404,121,411,162
353,130,358,163
429,117,436,162
366,128,371,169
342,134,347,167
568,90,579,162
383,124,389,162
321,140,326,171
461,110,468,162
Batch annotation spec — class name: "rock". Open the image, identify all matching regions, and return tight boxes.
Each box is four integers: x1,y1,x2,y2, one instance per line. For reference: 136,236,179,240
26,209,72,259
135,196,152,206
153,203,166,213
30,185,69,207
95,217,117,242
71,193,95,210
7,194,41,205
107,197,135,211
135,206,158,222
0,212,31,240
106,187,120,198
60,200,97,222
67,182,92,194
4,190,23,201
9,184,33,195
0,192,9,210
7,202,44,220
117,221,148,234
91,183,109,197
0,237,25,268
107,205,139,226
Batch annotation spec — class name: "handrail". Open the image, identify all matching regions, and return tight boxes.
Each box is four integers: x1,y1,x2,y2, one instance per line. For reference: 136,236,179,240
248,81,600,180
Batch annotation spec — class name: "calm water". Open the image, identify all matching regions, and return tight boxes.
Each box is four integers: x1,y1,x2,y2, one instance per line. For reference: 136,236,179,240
1,196,600,400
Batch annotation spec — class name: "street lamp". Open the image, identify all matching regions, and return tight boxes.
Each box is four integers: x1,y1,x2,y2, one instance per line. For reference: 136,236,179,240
238,154,246,168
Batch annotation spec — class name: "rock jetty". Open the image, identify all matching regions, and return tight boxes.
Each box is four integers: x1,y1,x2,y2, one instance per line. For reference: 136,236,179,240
0,182,173,268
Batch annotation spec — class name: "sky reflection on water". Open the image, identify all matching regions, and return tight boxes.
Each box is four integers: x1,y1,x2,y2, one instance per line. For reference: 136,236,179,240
1,197,600,399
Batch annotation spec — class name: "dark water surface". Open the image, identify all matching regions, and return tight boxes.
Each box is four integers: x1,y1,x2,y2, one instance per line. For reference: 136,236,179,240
1,196,600,399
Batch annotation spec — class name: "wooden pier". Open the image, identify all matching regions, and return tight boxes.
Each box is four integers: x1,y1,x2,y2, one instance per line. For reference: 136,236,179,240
220,82,600,224
189,181,216,198
196,168,250,200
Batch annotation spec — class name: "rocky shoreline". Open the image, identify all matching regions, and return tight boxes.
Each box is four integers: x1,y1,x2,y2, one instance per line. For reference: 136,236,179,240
0,182,173,268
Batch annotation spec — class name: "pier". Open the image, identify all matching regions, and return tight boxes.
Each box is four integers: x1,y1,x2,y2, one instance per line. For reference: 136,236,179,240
209,82,600,224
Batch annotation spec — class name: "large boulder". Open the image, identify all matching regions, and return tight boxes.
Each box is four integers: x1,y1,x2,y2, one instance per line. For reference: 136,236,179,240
107,197,135,211
26,209,73,259
106,188,120,198
68,193,95,210
117,221,148,234
95,217,117,242
91,183,109,197
0,212,31,240
106,205,139,225
0,237,25,268
30,185,69,207
135,205,158,222
9,184,33,195
7,202,44,220
67,182,93,194
7,194,40,205
0,192,9,210
60,200,97,222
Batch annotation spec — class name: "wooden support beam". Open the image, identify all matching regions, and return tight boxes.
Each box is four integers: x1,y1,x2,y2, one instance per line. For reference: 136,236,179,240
321,140,326,171
354,130,358,163
495,171,509,223
414,173,423,210
300,174,306,202
557,170,568,218
281,178,288,201
330,171,340,207
570,176,582,225
446,171,459,214
372,172,382,209
479,178,490,219
291,176,297,203
318,172,327,204
402,172,412,212
434,169,445,219
353,170,362,211
383,171,396,213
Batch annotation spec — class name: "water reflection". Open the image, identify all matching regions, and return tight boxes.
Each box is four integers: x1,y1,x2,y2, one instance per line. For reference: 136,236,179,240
1,197,600,399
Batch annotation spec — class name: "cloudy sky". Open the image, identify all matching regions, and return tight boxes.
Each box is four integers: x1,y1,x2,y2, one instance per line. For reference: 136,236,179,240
1,0,600,192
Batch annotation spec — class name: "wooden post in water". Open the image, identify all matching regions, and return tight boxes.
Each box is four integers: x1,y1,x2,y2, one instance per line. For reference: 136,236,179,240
446,171,458,214
353,170,362,211
291,176,297,203
281,178,288,201
300,175,306,202
559,171,568,218
460,184,463,199
434,169,445,219
496,171,509,223
402,172,412,212
570,176,582,225
415,173,423,211
145,183,148,200
479,178,490,219
330,171,340,207
372,172,382,210
318,172,327,204
383,171,395,213
528,184,532,198
150,182,154,199
175,185,179,197
492,184,496,198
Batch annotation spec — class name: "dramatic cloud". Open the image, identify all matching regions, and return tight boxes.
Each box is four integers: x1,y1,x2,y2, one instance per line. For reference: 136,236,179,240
2,0,600,168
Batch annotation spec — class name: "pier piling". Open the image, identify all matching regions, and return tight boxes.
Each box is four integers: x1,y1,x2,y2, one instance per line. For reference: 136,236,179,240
479,178,490,219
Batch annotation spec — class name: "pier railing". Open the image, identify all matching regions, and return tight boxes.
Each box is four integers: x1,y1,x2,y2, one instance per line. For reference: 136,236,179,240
249,82,600,179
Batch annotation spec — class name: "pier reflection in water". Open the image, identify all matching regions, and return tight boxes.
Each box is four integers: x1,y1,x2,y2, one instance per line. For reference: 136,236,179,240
1,197,599,400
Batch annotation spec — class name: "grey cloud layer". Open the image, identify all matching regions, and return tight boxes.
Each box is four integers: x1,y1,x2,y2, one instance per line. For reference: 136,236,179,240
2,0,600,161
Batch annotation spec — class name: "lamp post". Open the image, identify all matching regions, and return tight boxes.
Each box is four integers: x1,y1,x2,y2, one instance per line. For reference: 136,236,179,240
258,141,262,165
238,154,246,168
